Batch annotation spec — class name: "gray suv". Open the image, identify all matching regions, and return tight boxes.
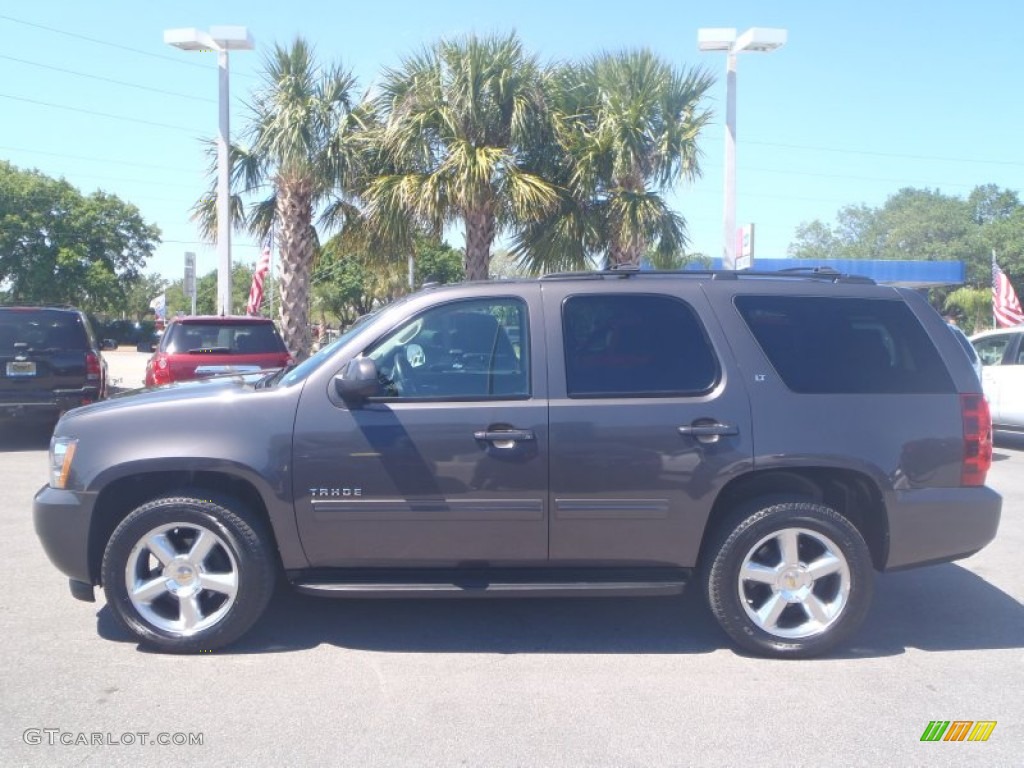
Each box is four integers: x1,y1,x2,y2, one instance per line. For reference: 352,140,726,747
33,269,1001,658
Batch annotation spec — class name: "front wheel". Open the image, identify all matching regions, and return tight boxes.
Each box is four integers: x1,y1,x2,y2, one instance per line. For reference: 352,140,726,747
704,500,874,658
101,493,275,653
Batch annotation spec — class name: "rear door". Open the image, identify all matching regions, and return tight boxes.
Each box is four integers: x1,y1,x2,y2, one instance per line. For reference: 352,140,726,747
541,281,753,567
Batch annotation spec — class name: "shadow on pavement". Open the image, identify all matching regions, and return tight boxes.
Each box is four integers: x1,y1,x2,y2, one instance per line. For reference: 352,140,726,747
0,422,52,452
97,562,1023,659
994,431,1024,453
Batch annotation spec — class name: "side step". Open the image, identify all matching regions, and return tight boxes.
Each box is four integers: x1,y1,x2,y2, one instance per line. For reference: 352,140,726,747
290,567,689,599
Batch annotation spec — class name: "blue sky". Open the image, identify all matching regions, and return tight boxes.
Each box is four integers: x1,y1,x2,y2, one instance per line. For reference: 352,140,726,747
2,1,1022,282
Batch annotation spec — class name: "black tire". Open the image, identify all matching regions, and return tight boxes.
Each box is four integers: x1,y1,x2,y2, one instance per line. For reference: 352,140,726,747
101,492,275,653
704,500,874,659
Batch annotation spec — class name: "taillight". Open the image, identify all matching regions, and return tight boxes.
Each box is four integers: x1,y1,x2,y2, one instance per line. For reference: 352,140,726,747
85,351,101,381
150,353,172,386
961,394,992,486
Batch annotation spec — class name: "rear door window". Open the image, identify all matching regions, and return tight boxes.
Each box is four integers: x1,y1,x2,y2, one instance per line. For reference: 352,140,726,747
562,294,718,398
736,295,955,394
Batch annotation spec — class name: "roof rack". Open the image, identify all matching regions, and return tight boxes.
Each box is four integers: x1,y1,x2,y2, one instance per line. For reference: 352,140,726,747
540,267,875,285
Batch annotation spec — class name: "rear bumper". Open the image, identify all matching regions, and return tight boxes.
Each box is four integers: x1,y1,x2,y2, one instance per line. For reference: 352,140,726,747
33,485,98,585
1,388,101,420
884,486,1002,569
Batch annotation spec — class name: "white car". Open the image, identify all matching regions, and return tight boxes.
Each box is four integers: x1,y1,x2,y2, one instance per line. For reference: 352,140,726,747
970,326,1024,432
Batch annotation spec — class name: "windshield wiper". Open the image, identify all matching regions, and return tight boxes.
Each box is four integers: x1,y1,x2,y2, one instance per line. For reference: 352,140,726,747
254,364,295,389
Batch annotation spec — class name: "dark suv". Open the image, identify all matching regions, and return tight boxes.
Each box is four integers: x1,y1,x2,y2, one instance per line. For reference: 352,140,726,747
1,306,108,426
33,270,1000,657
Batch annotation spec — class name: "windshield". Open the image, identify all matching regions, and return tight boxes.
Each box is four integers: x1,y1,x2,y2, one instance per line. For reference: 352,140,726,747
277,311,381,387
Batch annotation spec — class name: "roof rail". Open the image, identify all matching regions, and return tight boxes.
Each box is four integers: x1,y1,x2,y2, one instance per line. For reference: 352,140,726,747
540,267,875,285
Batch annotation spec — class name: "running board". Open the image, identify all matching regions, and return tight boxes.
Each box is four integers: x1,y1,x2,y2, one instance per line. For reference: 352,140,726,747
290,567,689,599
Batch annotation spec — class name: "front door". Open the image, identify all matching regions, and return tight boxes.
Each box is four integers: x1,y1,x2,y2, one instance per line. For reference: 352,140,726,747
293,289,548,566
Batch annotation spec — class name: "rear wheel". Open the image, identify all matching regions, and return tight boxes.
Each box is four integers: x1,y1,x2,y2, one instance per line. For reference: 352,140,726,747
704,500,873,658
101,493,275,653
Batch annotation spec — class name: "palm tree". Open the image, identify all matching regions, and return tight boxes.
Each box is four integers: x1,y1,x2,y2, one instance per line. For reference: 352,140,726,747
514,50,714,272
364,32,558,281
193,39,369,358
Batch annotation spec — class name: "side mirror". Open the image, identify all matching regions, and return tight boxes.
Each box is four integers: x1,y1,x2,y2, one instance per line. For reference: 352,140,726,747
136,341,156,353
334,358,380,402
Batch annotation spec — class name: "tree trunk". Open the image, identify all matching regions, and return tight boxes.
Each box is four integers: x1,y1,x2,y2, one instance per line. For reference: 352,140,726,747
276,178,315,360
464,208,496,281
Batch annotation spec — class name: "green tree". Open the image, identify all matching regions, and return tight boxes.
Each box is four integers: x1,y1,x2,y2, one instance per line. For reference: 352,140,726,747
413,234,464,286
514,50,714,272
162,262,273,319
0,161,160,310
789,185,1024,288
944,287,991,334
365,32,557,281
122,273,170,320
193,39,369,359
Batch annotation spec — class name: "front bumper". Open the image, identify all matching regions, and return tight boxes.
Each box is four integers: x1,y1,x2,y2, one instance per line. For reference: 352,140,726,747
885,486,1002,569
33,485,98,585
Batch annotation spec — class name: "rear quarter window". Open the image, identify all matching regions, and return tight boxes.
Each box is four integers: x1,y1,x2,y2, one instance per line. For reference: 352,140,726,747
735,295,955,394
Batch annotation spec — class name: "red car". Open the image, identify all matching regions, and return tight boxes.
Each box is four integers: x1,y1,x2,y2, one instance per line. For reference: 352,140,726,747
144,316,292,387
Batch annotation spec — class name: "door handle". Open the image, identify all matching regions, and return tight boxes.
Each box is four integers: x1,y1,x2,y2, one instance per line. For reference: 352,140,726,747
677,422,738,444
677,423,738,437
474,429,536,443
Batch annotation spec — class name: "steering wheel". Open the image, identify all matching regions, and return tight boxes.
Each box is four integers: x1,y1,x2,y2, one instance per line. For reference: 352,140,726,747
392,349,418,395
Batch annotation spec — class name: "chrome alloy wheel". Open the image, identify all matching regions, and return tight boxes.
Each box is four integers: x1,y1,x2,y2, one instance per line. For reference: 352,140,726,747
124,522,239,636
737,527,851,639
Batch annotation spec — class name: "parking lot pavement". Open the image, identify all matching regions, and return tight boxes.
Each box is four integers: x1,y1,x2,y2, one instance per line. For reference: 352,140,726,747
0,429,1021,767
103,347,149,392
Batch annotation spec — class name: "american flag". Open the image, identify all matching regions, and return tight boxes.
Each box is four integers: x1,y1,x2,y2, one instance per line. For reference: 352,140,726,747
992,251,1024,328
246,232,272,316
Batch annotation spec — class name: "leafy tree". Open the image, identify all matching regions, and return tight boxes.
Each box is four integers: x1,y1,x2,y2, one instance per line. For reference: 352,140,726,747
513,50,714,272
487,248,533,279
944,287,991,334
121,273,170,320
312,231,461,325
0,161,159,310
193,39,370,359
414,235,464,285
789,185,1024,287
365,32,557,281
161,262,273,319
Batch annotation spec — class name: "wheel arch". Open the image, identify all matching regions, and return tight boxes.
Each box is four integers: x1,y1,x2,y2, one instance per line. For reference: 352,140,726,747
88,469,282,586
698,468,889,570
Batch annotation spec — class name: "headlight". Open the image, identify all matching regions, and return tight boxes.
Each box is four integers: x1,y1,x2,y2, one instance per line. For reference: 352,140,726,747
49,437,78,489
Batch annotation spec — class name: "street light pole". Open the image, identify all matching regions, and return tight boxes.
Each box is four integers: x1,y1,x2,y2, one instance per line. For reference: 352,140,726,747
698,27,786,270
723,50,737,272
216,47,232,317
165,26,254,315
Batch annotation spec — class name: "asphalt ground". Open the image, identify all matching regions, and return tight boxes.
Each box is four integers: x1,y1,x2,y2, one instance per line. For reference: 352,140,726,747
0,356,1021,767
